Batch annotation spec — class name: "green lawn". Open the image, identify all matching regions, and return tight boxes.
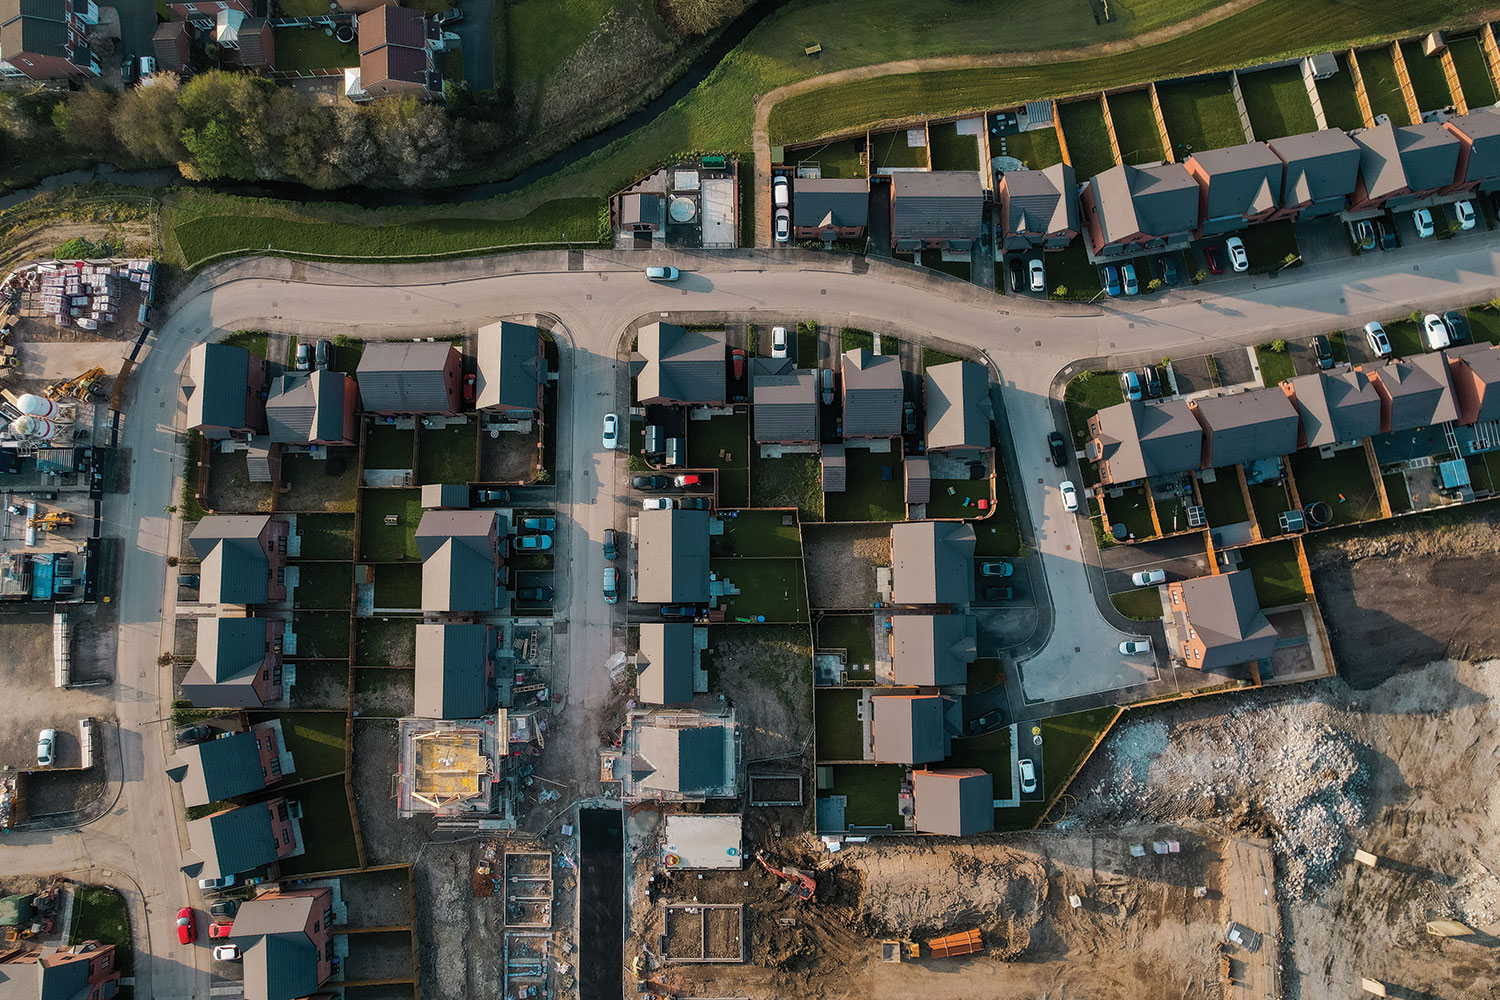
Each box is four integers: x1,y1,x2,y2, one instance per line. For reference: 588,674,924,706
927,120,981,171
714,508,803,557
824,764,903,829
825,449,905,521
71,886,132,977
972,461,1022,555
869,129,930,169
943,727,1014,801
219,329,269,357
1107,88,1165,164
1357,44,1411,125
256,711,347,777
999,708,1118,830
1157,75,1245,155
712,557,808,622
1256,344,1296,386
1382,318,1425,359
1063,370,1124,445
1046,241,1105,301
967,657,1005,691
921,347,964,369
418,422,478,484
354,617,417,667
292,611,350,659
1248,478,1292,538
293,562,353,609
1469,306,1500,345
925,478,992,519
297,513,355,561
687,413,750,507
795,321,820,367
365,425,415,470
1239,218,1301,274
272,27,357,73
1450,36,1498,106
749,450,823,520
279,774,360,875
1238,539,1306,606
789,136,868,178
505,0,612,86
359,489,422,561
999,126,1063,169
1198,468,1248,524
1111,587,1165,620
1237,65,1317,139
815,688,865,760
372,563,423,609
839,328,898,355
1290,447,1380,523
1059,97,1116,179
1107,484,1156,540
1384,471,1413,513
818,614,876,668
920,249,971,279
289,660,349,710
1400,39,1451,110
1316,54,1368,130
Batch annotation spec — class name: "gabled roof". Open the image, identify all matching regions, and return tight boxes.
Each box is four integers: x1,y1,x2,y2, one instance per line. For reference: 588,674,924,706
891,171,984,241
1188,142,1283,221
1000,162,1078,236
890,521,975,605
637,622,695,705
1368,356,1458,431
871,694,956,764
415,510,498,613
636,507,710,603
233,16,271,69
475,321,544,412
840,349,903,437
266,370,350,444
1350,122,1408,201
0,0,70,62
356,342,456,412
181,802,278,880
1282,370,1381,447
1448,343,1500,423
923,361,991,451
792,178,869,229
0,955,90,1000
230,890,328,1000
752,369,818,442
166,729,269,807
912,768,994,836
182,617,271,708
1178,571,1277,669
414,622,491,719
190,516,272,605
1089,163,1199,242
621,192,664,227
1091,399,1203,483
1266,129,1362,208
1395,121,1462,192
1445,107,1500,184
1189,389,1300,467
636,725,727,794
185,343,258,431
890,613,976,686
637,323,726,404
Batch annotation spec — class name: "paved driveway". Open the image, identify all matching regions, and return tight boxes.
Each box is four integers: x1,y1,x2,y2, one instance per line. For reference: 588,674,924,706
452,0,495,91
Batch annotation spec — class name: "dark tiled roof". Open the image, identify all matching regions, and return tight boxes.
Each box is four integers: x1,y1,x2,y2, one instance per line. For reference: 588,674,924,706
840,349,902,437
912,768,993,836
1370,356,1458,431
1190,389,1300,467
891,171,984,241
636,508,710,603
1350,122,1407,201
181,802,277,880
923,361,991,451
890,521,975,605
1179,570,1277,669
415,511,497,613
414,623,491,719
792,178,869,229
476,321,543,412
166,730,269,807
1282,371,1381,447
872,694,955,764
234,17,271,68
1000,162,1077,236
752,369,818,442
891,613,976,686
1089,163,1199,242
190,516,272,605
1447,107,1500,183
1266,129,1361,208
1188,142,1283,227
637,725,727,794
1091,399,1203,483
637,323,726,404
266,370,349,444
1395,122,1461,192
182,617,270,708
356,342,456,412
637,622,695,705
183,343,253,429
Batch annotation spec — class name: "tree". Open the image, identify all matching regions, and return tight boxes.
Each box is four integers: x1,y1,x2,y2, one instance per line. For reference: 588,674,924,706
112,75,183,164
180,118,254,180
1270,339,1287,353
53,88,118,151
1146,278,1162,293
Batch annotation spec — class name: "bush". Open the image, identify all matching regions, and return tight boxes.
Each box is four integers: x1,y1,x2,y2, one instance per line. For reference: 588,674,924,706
1192,269,1207,284
1270,339,1287,353
1053,284,1069,298
747,323,758,354
55,236,118,259
1146,278,1162,293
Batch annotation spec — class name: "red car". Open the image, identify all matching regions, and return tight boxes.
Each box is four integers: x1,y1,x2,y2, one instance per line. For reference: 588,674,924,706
1204,245,1224,274
176,907,196,945
463,373,476,403
730,348,746,380
209,921,234,939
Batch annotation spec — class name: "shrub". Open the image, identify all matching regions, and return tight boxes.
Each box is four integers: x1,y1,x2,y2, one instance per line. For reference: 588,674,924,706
1192,269,1207,284
1146,278,1162,293
1270,339,1287,353
1053,284,1069,298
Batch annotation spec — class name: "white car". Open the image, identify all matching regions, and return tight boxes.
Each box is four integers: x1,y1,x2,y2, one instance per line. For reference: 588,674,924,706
774,208,791,243
644,265,679,282
36,728,56,767
1455,200,1477,231
1119,638,1153,655
198,875,236,891
1059,480,1079,513
1225,236,1249,273
1423,313,1450,351
1131,569,1166,587
601,412,618,450
1364,321,1392,358
1413,208,1435,239
1028,258,1045,293
642,497,673,510
1121,261,1139,295
212,945,242,962
1018,759,1037,794
772,174,789,207
771,326,788,359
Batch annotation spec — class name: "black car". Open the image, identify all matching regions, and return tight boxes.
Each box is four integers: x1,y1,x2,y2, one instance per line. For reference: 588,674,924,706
982,586,1014,601
1159,255,1180,286
632,475,669,490
677,497,710,510
120,56,136,85
1376,219,1398,250
1141,366,1162,398
903,401,918,435
967,709,1006,735
1048,432,1068,467
176,725,214,746
603,528,618,560
1007,258,1023,293
516,587,554,602
315,339,331,368
1443,310,1471,344
659,605,699,618
1311,334,1334,369
208,899,240,920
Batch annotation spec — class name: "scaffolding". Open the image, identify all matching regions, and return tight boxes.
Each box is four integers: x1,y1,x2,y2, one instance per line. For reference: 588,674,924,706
396,719,497,818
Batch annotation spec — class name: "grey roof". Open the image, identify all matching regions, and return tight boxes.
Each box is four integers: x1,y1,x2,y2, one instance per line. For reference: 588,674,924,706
421,483,469,509
923,361,991,451
181,802,278,880
414,623,491,719
0,0,70,64
637,622,695,705
890,521,975,605
637,323,726,404
230,890,329,1000
871,694,955,764
166,729,270,807
1282,371,1381,447
1088,163,1199,242
792,178,869,229
1396,121,1462,192
415,510,498,613
999,162,1078,236
1187,142,1283,229
891,613,976,686
636,725,727,794
821,443,846,491
0,956,90,1000
1266,129,1362,208
190,516,273,605
890,171,984,241
186,343,257,432
1370,356,1458,431
752,369,818,442
182,617,271,708
1449,344,1500,422
266,370,349,444
905,453,931,504
475,321,544,413
636,507,710,603
621,192,664,228
1091,399,1203,484
1350,122,1408,202
1179,570,1278,669
356,342,456,413
1190,390,1301,467
1447,107,1500,184
840,349,903,437
912,768,994,836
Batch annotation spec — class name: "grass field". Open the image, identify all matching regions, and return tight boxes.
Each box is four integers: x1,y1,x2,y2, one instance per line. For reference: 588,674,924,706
1248,478,1292,538
263,711,347,777
1111,587,1165,620
687,413,750,507
714,508,803,557
272,27,357,73
824,764,903,829
943,728,1013,800
1468,306,1500,345
359,489,423,561
373,563,423,609
71,886,132,976
1290,447,1380,523
1317,54,1367,130
1238,538,1307,606
920,249,971,279
712,557,809,622
1356,44,1411,125
1046,242,1105,300
297,513,355,560
927,120,981,171
815,688,865,760
1198,468,1248,524
1107,484,1156,539
998,126,1063,169
1238,65,1318,139
1059,98,1116,178
1400,39,1451,111
1106,88,1164,164
1256,343,1296,385
789,137,868,178
279,774,360,875
293,562,353,609
1239,218,1301,274
870,129,930,169
1449,36,1498,107
418,422,478,483
818,614,875,666
1384,471,1413,513
749,450,823,520
1063,370,1124,445
824,448,904,521
365,425,415,470
1157,75,1245,154
1381,318,1425,359
507,0,614,86
291,611,350,659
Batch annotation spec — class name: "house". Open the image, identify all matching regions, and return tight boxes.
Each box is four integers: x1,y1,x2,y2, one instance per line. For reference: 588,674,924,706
636,622,696,705
184,342,269,441
1165,571,1277,669
475,321,545,418
923,361,991,455
870,693,959,764
165,720,293,808
635,507,710,603
356,342,462,415
628,715,738,800
1265,129,1362,220
839,349,903,439
1087,399,1203,486
0,0,100,79
912,768,994,836
414,510,502,614
181,616,281,708
1364,356,1458,433
889,171,985,252
265,370,357,446
180,798,302,884
1447,342,1500,425
230,887,335,1000
791,178,870,241
752,367,818,444
996,163,1079,251
1443,107,1500,194
1347,121,1462,212
1280,370,1382,448
621,192,665,233
1079,163,1199,257
889,613,976,687
1184,142,1284,237
170,0,249,29
152,20,191,73
889,521,975,605
190,515,288,606
1187,390,1300,468
414,623,494,719
0,940,121,1000
349,4,440,101
217,11,273,70
335,0,392,11
635,323,726,405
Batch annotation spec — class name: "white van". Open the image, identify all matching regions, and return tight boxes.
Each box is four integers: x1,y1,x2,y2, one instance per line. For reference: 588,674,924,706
139,56,157,78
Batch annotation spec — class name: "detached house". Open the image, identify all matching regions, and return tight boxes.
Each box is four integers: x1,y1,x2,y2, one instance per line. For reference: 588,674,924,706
265,369,358,447
1443,107,1500,195
475,320,545,418
889,613,976,687
357,341,462,415
839,349,903,440
912,768,994,836
230,888,336,1000
1265,129,1362,220
0,0,100,79
1165,570,1277,670
181,616,282,708
0,940,122,1000
166,720,293,808
349,3,441,101
1079,163,1199,257
1187,390,1300,468
870,693,960,765
190,515,288,606
184,342,269,441
415,510,503,613
170,0,249,29
627,715,738,801
1184,142,1284,237
752,362,818,444
152,20,191,73
1347,121,1462,212
1087,399,1202,486
889,172,984,252
635,323,726,406
1280,370,1382,449
996,163,1079,252
635,507,710,604
889,520,975,606
1447,342,1500,425
923,361,991,456
414,622,495,719
636,622,696,705
792,178,869,241
215,10,273,71
1364,356,1458,433
181,798,302,885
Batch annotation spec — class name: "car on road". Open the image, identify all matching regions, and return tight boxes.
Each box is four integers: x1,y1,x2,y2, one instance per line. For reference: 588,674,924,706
1059,480,1079,513
1413,207,1435,239
903,400,917,434
1364,321,1392,358
1101,265,1122,297
315,339,331,368
177,908,196,945
1350,220,1376,252
1376,219,1398,250
209,899,239,919
771,326,788,359
294,342,311,370
677,497,711,510
1120,369,1143,402
479,489,510,504
208,921,233,939
1141,365,1162,398
1008,258,1023,293
603,528,618,560
1455,199,1477,231
1121,261,1139,295
632,475,669,490
601,412,618,450
673,474,700,487
981,586,1014,601
642,497,673,510
1119,638,1153,655
520,516,556,532
1018,759,1037,794
1311,334,1334,370
602,567,618,604
774,209,791,243
1028,257,1045,293
1159,255,1180,286
1443,310,1470,344
967,709,1006,735
979,560,1014,577
772,174,789,207
36,729,55,767
1048,431,1068,467
176,725,214,746
198,875,236,891
645,265,680,282
516,587,554,603
1225,236,1248,273
514,533,552,550
1424,313,1451,350
212,945,242,962
1204,245,1224,274
1131,568,1167,587
820,367,834,405
731,348,746,380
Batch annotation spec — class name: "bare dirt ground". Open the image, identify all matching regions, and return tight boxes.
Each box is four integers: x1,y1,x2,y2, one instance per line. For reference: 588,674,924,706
337,865,413,928
204,450,272,514
350,720,433,866
343,929,416,980
478,428,541,483
353,668,415,718
706,625,812,762
803,523,890,610
0,617,116,777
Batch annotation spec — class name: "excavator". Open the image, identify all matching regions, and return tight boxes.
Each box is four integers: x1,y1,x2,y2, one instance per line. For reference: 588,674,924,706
43,366,105,401
29,510,75,531
756,853,816,902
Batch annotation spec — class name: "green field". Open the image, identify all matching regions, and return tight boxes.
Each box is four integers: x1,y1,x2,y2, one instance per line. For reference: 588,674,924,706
1059,98,1116,178
825,448,905,521
1316,55,1367,130
1356,44,1411,125
256,711,347,777
711,557,809,622
1238,539,1306,607
998,126,1063,169
1290,447,1380,523
1400,39,1451,110
1157,75,1245,154
714,508,803,557
70,886,132,976
815,688,865,760
1238,65,1318,139
279,774,360,875
506,0,614,85
1256,343,1295,385
1449,36,1498,106
296,513,355,560
870,129,930,169
418,421,479,483
359,489,423,561
1198,468,1248,524
272,27,357,73
927,120,981,171
789,136,868,178
1106,88,1164,164
1112,587,1165,620
824,764,904,829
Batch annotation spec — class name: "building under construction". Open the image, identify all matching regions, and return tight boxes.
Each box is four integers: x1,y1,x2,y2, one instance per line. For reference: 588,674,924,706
395,718,500,820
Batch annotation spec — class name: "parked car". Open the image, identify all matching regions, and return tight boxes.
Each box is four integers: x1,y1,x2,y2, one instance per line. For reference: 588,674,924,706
1101,265,1122,297
1159,255,1180,286
1204,245,1224,274
36,729,55,767
1120,369,1143,402
208,921,234,939
603,528,618,560
1423,313,1451,350
1131,568,1166,587
771,174,790,208
520,516,556,532
1364,321,1392,358
294,342,311,370
514,534,552,550
632,475,668,490
677,497,710,510
1119,638,1153,655
479,489,510,504
820,367,834,405
774,209,791,243
1376,219,1398,250
645,265,679,281
1443,310,1471,344
177,908,196,945
1008,258,1024,293
1350,220,1376,252
176,725,214,746
209,900,239,919
1141,366,1162,398
1048,431,1068,467
463,373,476,402
1028,257,1045,293
731,348,746,380
981,586,1014,601
642,498,673,510
1311,334,1334,370
979,560,1014,577
967,709,1006,735
1225,236,1248,273
315,339,331,368
1018,759,1037,794
212,945,242,962
903,400,917,434
771,326,788,359
1455,199,1477,231
139,55,157,78
601,413,618,450
198,875,236,891
120,56,136,86
659,605,698,618
1413,207,1435,239
1121,262,1139,295
1059,480,1079,513
602,567,619,604
673,475,700,487
435,7,463,23
515,587,554,603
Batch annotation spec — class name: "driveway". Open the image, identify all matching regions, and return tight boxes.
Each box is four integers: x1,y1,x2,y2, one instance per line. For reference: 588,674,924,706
452,0,495,91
